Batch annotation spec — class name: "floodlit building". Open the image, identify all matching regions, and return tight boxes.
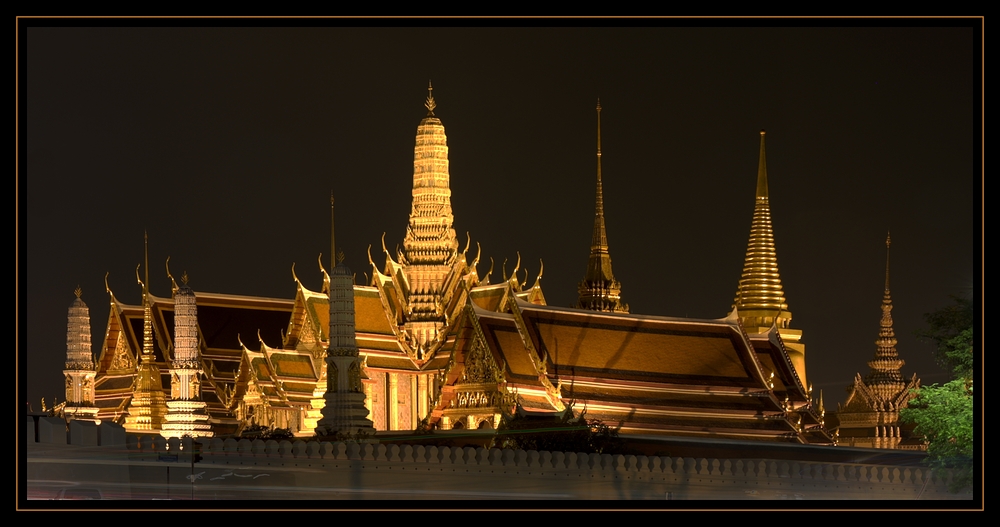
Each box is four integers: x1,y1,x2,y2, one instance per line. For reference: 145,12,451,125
58,87,835,445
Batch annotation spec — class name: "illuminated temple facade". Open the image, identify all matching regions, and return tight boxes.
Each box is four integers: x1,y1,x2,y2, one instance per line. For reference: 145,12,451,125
60,88,835,445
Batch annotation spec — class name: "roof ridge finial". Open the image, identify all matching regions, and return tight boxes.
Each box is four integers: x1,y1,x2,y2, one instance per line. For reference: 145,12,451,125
425,80,436,115
756,130,769,199
165,256,178,293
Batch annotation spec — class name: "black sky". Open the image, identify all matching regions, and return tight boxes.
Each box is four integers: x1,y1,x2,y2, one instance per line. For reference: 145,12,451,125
21,22,979,411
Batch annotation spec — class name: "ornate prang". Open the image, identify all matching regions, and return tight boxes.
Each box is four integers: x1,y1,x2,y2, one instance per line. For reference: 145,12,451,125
162,269,212,438
63,288,98,422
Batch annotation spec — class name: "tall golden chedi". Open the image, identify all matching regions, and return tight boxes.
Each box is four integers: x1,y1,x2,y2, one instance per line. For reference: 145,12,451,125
577,100,628,313
731,130,806,386
834,234,923,449
124,233,169,433
161,265,213,438
63,287,99,422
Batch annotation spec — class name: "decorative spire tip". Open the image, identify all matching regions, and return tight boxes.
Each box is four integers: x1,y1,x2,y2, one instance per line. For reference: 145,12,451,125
74,285,82,298
424,80,436,115
181,271,189,285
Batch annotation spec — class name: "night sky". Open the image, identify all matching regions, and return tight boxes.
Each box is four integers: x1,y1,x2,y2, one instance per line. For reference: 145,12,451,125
21,23,978,413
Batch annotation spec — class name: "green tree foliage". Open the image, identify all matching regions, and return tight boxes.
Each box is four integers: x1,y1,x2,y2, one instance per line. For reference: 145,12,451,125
900,379,973,491
901,296,975,492
489,406,628,455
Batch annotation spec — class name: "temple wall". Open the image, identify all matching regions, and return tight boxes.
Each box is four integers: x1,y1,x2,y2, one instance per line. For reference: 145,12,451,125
25,418,970,501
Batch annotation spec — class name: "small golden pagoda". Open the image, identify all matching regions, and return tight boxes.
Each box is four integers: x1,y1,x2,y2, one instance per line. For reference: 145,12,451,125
577,100,628,313
834,234,923,450
731,130,807,387
123,233,168,434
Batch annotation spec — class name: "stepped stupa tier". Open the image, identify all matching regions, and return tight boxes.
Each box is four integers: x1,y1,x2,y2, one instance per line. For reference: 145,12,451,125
732,130,806,386
577,100,628,313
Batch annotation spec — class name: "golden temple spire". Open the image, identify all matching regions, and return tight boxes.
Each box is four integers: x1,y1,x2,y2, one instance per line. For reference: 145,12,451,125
733,130,789,325
330,191,336,273
403,85,457,266
577,100,627,313
865,232,906,392
756,129,769,199
732,130,807,385
125,230,168,434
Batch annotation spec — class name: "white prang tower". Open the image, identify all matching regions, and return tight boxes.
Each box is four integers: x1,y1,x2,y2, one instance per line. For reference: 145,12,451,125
161,264,213,438
315,194,376,438
63,287,99,422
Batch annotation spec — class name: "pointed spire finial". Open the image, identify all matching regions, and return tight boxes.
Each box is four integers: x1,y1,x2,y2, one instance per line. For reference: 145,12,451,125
756,130,769,199
596,98,602,157
74,285,82,299
330,190,336,273
885,231,891,291
337,250,346,264
425,80,436,115
181,271,189,285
